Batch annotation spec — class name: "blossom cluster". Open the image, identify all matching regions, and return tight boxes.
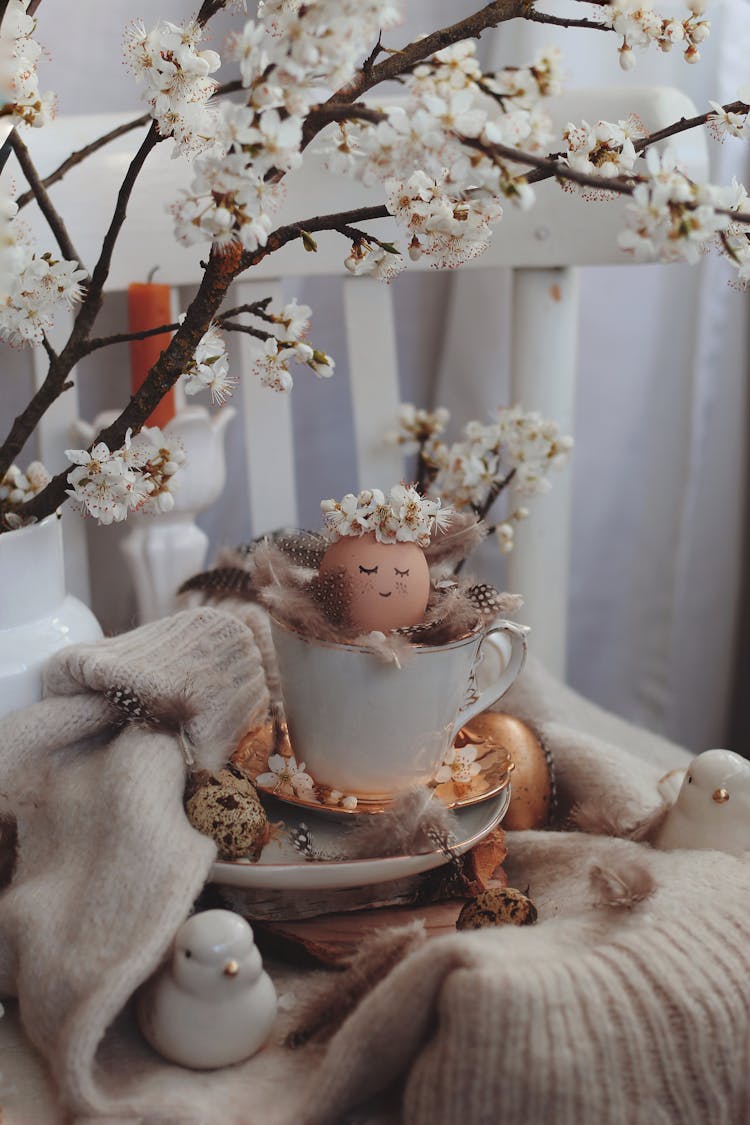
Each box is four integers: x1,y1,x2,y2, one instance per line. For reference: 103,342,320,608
0,209,86,347
171,0,402,253
0,0,55,128
0,460,50,527
384,404,450,453
244,299,335,393
181,322,236,406
65,428,186,525
708,96,750,142
124,18,220,154
321,484,452,547
385,171,505,269
609,0,710,71
618,148,748,265
387,404,572,554
323,44,562,275
562,117,644,182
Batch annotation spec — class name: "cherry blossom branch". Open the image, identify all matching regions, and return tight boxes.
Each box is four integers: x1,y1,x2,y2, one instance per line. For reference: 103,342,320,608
15,81,243,210
302,0,532,146
0,124,162,482
19,203,392,518
8,130,86,271
634,100,749,152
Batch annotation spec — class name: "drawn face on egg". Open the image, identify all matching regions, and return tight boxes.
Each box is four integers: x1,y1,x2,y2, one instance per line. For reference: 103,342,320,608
319,532,430,633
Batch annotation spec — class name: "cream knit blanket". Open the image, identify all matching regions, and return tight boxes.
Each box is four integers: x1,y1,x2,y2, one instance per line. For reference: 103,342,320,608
1,615,747,1125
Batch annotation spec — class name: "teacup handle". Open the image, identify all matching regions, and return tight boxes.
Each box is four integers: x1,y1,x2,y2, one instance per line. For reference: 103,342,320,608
450,621,528,743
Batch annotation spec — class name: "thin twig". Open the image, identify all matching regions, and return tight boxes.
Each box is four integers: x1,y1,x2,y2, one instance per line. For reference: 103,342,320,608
634,100,749,153
15,80,243,210
217,297,273,321
83,322,181,356
523,9,611,30
8,131,87,270
220,320,271,341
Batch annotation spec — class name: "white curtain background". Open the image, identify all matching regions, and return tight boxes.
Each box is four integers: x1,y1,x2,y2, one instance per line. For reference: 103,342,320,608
1,1,748,751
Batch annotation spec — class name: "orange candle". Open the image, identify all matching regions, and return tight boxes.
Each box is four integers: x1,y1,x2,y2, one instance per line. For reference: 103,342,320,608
127,281,176,429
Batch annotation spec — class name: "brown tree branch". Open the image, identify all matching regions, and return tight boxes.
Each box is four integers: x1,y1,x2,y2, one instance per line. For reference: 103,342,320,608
196,0,230,25
83,322,182,356
15,81,243,210
305,103,386,129
0,350,73,480
8,131,86,270
0,124,162,481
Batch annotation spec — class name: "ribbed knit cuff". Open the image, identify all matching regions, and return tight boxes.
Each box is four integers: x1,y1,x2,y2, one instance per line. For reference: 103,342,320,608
43,608,269,771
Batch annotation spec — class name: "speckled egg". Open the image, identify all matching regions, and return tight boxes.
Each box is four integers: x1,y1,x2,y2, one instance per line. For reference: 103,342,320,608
185,765,269,861
318,532,430,633
456,887,538,931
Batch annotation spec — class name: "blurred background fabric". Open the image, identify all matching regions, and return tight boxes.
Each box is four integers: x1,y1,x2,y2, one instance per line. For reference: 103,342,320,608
1,0,748,750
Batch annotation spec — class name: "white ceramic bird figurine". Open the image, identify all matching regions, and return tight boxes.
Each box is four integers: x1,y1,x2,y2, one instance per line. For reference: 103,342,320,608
654,748,750,855
137,909,277,1069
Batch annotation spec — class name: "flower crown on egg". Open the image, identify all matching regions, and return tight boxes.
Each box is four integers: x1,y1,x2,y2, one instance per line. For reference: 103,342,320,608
321,484,452,548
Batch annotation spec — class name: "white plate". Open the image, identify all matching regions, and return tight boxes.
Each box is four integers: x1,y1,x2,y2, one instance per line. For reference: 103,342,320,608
209,787,510,891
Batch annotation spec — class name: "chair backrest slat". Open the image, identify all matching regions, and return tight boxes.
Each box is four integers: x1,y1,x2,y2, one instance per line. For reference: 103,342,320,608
234,279,300,536
343,277,404,493
32,311,92,606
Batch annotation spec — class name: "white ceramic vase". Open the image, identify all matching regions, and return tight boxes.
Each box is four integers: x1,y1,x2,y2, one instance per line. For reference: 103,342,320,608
0,515,102,719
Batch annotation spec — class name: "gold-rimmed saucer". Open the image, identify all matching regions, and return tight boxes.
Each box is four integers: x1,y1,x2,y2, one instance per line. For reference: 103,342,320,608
231,719,514,818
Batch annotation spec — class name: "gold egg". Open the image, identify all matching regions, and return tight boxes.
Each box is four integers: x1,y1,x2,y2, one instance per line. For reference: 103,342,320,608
457,712,554,830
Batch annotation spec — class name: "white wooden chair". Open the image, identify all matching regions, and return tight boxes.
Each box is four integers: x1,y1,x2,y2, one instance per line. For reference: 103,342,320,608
9,86,707,677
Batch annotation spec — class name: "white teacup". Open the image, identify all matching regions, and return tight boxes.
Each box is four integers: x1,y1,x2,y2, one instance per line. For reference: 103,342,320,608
269,617,527,799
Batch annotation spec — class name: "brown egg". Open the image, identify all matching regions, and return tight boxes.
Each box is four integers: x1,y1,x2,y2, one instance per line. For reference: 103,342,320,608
319,532,430,633
458,712,554,830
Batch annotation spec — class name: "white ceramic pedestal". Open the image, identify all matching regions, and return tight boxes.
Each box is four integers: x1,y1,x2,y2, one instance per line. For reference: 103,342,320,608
122,406,235,623
0,515,102,719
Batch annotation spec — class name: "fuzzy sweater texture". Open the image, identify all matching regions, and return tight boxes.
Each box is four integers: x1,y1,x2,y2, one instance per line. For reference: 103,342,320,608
0,608,746,1125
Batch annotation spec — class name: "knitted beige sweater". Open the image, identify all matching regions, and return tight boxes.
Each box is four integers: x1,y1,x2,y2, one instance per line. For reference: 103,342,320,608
1,618,747,1125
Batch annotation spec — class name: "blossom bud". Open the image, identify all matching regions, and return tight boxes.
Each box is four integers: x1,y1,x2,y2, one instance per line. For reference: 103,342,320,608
690,21,710,41
408,235,423,261
619,45,637,71
684,44,700,62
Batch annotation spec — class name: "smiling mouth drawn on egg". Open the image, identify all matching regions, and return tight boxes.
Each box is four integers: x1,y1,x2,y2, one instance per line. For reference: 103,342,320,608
379,591,392,598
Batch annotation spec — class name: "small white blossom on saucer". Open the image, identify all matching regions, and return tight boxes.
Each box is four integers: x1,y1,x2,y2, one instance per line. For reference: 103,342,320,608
256,753,315,797
435,744,481,785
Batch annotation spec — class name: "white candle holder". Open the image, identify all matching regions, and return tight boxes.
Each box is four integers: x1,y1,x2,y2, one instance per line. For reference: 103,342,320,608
75,405,235,623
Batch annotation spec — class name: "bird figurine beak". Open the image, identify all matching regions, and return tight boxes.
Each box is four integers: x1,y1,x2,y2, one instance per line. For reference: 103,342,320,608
223,960,239,977
712,787,730,803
